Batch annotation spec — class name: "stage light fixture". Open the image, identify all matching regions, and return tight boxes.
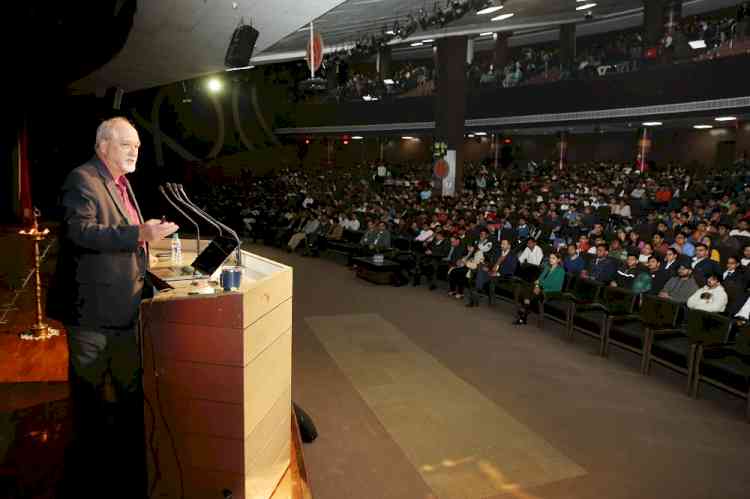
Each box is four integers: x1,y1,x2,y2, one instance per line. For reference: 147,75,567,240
491,13,515,21
477,5,503,15
206,78,223,93
475,131,487,136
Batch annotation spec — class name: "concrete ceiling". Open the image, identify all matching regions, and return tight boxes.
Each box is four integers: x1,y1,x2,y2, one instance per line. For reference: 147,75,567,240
70,0,346,93
256,0,741,63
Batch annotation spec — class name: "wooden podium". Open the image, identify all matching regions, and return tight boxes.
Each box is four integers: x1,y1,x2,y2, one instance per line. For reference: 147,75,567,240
141,241,293,499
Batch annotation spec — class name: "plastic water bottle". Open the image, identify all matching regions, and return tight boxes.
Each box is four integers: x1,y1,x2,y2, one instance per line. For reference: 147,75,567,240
171,233,182,264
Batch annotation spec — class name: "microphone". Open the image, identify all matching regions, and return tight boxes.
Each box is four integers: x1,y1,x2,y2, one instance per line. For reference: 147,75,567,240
158,185,201,259
177,184,243,267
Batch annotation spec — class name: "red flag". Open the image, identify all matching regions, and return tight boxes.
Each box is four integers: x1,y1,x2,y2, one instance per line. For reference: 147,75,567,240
18,121,32,223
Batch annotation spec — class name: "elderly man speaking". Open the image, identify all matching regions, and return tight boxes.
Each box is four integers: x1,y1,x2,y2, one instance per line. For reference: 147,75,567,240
48,117,178,497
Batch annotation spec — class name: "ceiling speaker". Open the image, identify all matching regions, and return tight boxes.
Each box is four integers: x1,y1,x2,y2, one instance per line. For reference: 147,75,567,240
225,24,259,68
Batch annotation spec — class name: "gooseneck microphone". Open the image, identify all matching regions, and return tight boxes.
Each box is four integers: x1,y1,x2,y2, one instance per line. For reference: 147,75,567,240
176,184,243,267
167,183,223,236
158,185,200,257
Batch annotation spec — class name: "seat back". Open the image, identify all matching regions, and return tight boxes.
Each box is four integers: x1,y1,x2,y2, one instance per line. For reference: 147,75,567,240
572,277,602,302
518,263,542,283
640,295,682,329
601,286,638,315
393,237,411,252
685,309,732,346
735,325,750,357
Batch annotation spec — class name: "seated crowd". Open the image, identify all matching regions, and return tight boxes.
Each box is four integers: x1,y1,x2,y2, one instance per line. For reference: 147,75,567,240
192,157,750,336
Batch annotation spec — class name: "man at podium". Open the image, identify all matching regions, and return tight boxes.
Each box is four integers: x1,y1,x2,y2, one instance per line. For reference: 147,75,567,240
48,117,178,497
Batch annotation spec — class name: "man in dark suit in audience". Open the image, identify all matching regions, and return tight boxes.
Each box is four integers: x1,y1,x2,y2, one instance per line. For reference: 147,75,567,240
588,243,618,284
646,255,671,294
414,231,450,288
661,247,680,277
691,243,722,287
722,256,748,316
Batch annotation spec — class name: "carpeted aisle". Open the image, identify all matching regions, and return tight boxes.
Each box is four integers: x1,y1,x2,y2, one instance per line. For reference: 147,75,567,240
244,244,750,499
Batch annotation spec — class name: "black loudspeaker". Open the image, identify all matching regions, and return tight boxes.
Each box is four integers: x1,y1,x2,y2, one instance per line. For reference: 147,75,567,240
293,403,318,443
224,24,259,68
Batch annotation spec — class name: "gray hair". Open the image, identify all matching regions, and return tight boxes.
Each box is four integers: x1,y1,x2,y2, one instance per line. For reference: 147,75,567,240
95,117,134,151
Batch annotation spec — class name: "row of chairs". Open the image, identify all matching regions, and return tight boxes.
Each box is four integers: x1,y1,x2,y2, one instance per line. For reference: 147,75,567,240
305,227,750,419
488,271,750,421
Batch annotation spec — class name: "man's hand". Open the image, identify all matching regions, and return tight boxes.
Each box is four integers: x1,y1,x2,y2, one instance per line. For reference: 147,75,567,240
139,219,179,242
658,291,670,299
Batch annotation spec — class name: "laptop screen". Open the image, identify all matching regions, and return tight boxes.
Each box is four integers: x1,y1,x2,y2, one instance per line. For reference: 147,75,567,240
191,234,240,277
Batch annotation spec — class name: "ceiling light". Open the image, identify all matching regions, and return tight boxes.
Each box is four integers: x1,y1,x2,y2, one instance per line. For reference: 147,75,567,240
693,125,713,129
383,78,395,85
642,121,662,126
475,131,487,136
715,116,737,122
688,40,707,49
576,3,597,10
410,42,424,47
225,65,254,72
480,32,494,36
477,6,503,15
491,13,515,21
467,133,475,138
422,39,434,43
385,29,395,35
352,136,364,140
206,78,223,93
401,136,414,140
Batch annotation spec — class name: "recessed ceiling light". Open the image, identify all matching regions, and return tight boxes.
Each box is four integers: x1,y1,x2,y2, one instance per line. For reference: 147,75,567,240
401,136,414,140
642,121,663,126
352,136,364,140
475,131,488,136
383,78,395,85
480,32,494,36
385,29,395,35
715,116,737,122
477,6,503,15
491,13,515,21
688,40,707,49
422,39,434,43
410,42,424,47
693,125,713,129
576,3,597,10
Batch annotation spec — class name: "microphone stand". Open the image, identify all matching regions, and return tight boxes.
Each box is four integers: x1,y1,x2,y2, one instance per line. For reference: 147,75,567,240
158,185,200,263
167,183,222,236
177,184,243,267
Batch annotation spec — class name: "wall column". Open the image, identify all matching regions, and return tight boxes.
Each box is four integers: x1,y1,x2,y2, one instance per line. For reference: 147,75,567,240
493,32,511,69
435,36,468,193
559,23,576,73
377,46,392,80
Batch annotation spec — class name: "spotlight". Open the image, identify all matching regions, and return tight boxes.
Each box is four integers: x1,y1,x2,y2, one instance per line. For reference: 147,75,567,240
206,78,223,93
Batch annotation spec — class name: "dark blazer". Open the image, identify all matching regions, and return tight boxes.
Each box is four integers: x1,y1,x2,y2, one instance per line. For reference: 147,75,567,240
445,243,467,264
589,256,618,284
48,157,147,330
495,251,519,277
429,238,451,259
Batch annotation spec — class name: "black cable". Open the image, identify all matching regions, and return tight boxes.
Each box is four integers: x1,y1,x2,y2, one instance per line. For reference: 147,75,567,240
142,297,184,499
